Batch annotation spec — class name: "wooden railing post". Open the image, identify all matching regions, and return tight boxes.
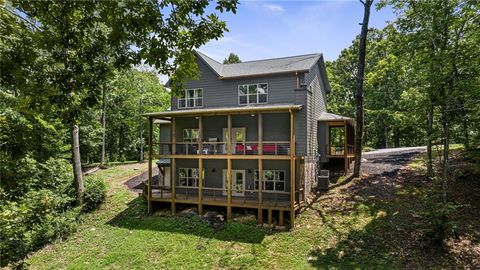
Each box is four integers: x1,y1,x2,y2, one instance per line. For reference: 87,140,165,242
147,116,153,214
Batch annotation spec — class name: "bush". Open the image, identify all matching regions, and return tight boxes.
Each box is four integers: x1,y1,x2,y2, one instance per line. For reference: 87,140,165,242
423,202,457,247
83,176,106,212
0,190,80,267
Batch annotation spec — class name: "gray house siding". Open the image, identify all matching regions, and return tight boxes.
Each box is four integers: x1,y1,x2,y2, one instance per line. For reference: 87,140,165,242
171,57,307,156
303,58,329,192
317,122,329,163
169,113,290,143
175,159,290,201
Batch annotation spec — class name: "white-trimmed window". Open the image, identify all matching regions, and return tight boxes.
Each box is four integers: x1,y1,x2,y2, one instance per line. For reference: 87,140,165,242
183,129,199,142
254,170,286,191
238,83,268,105
178,88,203,108
178,168,199,187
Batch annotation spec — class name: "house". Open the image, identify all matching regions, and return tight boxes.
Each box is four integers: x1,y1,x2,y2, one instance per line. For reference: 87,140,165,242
143,51,355,227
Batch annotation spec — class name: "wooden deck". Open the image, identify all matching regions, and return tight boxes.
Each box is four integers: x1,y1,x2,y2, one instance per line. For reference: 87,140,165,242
150,190,297,211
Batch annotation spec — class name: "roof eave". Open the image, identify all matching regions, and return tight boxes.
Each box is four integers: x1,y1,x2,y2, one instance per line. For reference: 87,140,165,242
143,104,303,118
218,69,310,80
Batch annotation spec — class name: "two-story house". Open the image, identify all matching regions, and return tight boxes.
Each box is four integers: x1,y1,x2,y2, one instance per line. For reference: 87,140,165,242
143,51,355,227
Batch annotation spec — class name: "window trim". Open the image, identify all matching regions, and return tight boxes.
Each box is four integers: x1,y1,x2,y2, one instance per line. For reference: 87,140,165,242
253,169,286,192
238,83,268,106
178,168,203,187
178,88,203,109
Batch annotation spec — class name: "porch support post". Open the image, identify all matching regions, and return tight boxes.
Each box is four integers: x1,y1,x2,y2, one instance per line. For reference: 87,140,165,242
147,116,153,214
172,117,176,155
344,120,348,175
258,113,263,155
258,159,263,224
227,114,232,155
171,158,176,214
171,117,176,214
257,113,263,224
227,158,232,220
198,116,203,154
289,109,296,227
227,114,232,220
198,158,203,215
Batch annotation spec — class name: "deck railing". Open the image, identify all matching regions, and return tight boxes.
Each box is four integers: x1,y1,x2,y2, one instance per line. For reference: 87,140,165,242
326,144,354,156
157,141,290,156
149,185,291,205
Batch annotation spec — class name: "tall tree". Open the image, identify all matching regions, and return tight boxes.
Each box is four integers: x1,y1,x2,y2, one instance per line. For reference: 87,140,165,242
353,0,373,178
382,0,479,202
8,0,238,206
223,52,241,64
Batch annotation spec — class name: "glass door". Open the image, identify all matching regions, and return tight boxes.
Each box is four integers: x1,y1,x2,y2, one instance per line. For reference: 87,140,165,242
222,169,245,197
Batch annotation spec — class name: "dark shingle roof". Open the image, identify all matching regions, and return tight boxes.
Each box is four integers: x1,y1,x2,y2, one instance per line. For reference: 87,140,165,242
195,51,322,78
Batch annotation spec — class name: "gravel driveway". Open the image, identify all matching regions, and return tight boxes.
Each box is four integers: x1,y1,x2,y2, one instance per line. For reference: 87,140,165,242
362,147,426,176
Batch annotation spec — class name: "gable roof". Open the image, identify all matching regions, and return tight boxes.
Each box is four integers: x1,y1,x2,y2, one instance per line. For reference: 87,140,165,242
195,51,322,79
318,112,355,125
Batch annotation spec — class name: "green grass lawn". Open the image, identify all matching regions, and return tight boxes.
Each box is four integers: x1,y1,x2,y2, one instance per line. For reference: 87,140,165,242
26,157,475,269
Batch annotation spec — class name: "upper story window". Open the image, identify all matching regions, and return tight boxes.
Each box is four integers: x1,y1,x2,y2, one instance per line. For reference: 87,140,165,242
238,83,268,105
178,88,203,108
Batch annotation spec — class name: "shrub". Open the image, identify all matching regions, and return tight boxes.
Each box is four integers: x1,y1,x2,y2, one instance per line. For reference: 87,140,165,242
423,202,457,247
83,176,107,212
0,190,80,268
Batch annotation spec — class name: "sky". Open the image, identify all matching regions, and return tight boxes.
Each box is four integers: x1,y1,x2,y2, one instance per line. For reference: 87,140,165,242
159,0,396,83
201,0,395,62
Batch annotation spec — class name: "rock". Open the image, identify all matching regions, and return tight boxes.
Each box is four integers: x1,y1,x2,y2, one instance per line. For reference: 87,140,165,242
202,211,226,232
232,214,256,224
178,208,198,218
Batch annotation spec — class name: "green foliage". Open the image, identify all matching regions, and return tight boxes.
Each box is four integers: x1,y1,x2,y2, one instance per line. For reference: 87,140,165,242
327,28,426,149
83,176,107,212
223,52,242,64
0,189,80,267
422,202,458,246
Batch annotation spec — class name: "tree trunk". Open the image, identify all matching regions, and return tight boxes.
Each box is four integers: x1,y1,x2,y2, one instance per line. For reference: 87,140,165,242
353,0,373,178
441,106,449,204
460,99,469,150
384,123,389,148
139,90,144,161
72,125,84,206
101,82,107,166
426,98,434,177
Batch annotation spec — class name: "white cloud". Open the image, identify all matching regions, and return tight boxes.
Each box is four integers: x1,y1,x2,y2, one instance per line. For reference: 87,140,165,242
263,4,284,12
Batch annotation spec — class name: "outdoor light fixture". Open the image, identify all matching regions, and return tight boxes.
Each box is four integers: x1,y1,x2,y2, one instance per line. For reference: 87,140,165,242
211,168,216,173
247,169,252,173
